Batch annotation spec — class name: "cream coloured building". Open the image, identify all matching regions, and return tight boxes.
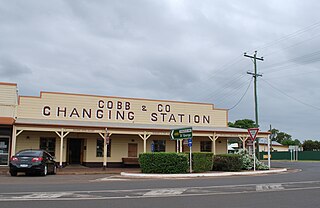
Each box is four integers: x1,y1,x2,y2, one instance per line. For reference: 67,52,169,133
0,82,269,167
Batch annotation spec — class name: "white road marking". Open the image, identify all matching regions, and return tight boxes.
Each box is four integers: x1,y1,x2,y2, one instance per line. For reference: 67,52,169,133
256,184,284,191
11,192,72,199
93,177,130,181
0,181,320,202
143,188,186,196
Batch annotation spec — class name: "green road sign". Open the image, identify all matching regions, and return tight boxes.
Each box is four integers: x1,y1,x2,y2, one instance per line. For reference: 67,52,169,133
170,127,193,140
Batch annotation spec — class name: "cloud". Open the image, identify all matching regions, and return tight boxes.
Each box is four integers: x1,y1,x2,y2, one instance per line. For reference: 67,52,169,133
0,57,32,78
0,0,320,140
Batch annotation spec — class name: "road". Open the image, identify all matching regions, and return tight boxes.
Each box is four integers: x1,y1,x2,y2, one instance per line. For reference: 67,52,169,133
0,161,319,208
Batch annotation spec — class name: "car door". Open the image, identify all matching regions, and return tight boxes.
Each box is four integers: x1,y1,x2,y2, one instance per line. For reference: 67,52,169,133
44,152,54,173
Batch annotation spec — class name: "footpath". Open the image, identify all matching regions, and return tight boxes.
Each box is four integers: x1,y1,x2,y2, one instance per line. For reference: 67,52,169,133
0,166,287,178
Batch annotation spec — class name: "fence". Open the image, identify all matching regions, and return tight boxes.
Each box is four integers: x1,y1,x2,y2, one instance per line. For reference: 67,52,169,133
260,151,320,160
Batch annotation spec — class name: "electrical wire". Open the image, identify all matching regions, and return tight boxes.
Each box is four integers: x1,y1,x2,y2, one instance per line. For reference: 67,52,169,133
201,73,248,102
228,77,253,110
212,76,252,105
256,20,320,52
261,78,320,111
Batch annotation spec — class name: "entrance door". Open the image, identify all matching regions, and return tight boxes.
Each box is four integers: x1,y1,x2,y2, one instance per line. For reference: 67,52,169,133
68,139,83,164
128,143,138,157
0,137,9,166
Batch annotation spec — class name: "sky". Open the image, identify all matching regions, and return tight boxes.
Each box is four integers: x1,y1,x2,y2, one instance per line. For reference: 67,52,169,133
1,0,320,141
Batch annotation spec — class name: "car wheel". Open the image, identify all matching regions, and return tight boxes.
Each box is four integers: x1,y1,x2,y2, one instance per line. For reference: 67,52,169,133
41,165,48,176
10,171,17,176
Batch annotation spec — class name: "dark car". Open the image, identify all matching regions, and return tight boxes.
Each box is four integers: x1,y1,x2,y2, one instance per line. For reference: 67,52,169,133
9,149,57,176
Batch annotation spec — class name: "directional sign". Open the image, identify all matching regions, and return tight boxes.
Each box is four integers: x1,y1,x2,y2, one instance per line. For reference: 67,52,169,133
248,128,259,141
170,127,192,140
188,138,192,147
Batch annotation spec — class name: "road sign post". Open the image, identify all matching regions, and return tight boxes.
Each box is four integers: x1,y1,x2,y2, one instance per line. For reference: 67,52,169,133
248,128,259,171
188,138,193,173
171,127,193,173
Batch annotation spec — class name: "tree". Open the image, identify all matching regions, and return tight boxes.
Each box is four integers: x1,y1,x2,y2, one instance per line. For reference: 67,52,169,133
275,132,292,144
302,140,320,151
268,128,299,146
228,119,257,129
281,139,301,146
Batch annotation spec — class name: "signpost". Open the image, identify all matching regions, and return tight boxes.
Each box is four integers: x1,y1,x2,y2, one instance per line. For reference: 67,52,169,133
188,138,192,173
170,127,193,173
170,127,192,140
248,128,259,171
289,145,299,161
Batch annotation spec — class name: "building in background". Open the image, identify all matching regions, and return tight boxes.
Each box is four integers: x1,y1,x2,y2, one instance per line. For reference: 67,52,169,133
0,82,270,167
259,138,289,152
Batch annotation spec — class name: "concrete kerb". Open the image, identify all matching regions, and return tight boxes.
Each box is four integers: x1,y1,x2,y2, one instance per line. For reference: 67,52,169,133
120,168,288,178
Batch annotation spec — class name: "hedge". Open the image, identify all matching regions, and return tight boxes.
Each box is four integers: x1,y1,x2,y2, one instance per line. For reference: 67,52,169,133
139,152,189,174
192,152,213,173
212,154,242,172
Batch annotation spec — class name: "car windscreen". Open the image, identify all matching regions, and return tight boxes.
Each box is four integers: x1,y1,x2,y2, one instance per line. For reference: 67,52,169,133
16,151,42,157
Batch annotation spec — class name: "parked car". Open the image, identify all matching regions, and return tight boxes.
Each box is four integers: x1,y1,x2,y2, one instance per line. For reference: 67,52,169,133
9,149,57,176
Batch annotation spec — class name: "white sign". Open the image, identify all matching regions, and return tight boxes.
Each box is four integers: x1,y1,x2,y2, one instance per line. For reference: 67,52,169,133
248,128,259,141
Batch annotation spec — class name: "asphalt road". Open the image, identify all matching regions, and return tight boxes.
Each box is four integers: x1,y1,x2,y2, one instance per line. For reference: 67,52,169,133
0,161,320,208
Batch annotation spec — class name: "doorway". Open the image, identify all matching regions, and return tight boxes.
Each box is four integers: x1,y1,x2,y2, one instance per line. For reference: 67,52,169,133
68,139,83,164
0,136,9,166
128,143,138,157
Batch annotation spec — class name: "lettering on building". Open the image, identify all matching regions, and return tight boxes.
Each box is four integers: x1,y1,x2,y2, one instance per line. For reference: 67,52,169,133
42,100,211,125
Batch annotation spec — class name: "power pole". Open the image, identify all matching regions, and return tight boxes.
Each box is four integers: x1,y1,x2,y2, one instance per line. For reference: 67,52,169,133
244,51,264,158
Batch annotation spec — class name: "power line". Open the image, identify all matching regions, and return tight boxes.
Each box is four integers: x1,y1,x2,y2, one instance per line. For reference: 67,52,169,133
256,20,320,52
229,77,253,110
261,78,320,111
201,73,248,102
213,76,252,105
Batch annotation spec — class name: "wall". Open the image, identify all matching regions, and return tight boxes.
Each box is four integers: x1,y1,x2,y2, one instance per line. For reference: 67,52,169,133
0,83,17,119
260,144,288,152
18,92,228,127
216,138,228,154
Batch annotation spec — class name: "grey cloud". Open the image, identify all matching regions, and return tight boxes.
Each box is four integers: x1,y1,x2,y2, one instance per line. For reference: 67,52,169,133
0,0,320,140
0,57,32,78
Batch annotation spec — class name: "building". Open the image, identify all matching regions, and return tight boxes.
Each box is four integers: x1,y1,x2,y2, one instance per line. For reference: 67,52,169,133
0,82,270,167
259,138,289,152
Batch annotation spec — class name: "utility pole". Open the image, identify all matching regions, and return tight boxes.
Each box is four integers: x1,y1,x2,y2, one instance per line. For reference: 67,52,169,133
244,51,264,158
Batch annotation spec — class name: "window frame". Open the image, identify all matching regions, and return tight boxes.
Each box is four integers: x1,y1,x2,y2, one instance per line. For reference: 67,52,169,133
39,137,56,156
200,141,212,152
153,140,166,152
96,138,111,157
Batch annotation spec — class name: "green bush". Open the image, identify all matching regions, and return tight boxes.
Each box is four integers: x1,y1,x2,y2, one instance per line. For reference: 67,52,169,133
192,152,213,173
212,154,243,171
139,152,189,174
236,149,269,170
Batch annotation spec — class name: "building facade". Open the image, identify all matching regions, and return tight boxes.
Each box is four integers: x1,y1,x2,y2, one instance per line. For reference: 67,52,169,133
0,82,269,167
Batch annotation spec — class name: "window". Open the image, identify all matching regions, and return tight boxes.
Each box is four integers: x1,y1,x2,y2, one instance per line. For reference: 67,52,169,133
96,138,111,157
153,140,166,152
40,137,56,156
200,141,212,152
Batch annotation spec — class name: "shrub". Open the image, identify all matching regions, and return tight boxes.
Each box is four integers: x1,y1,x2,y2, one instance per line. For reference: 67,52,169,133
212,154,242,171
236,149,269,170
192,152,213,173
139,152,189,174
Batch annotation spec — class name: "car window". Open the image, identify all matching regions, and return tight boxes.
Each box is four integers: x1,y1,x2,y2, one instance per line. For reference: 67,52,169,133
16,151,41,157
